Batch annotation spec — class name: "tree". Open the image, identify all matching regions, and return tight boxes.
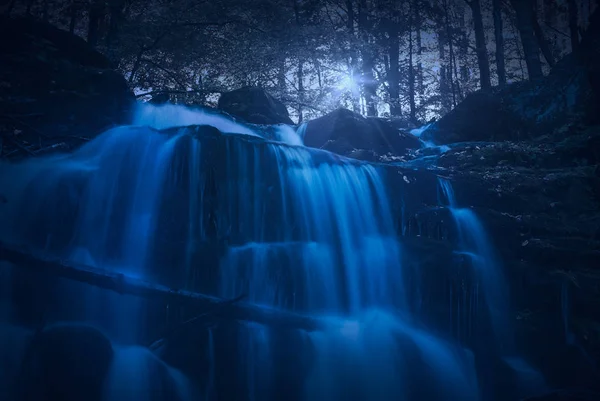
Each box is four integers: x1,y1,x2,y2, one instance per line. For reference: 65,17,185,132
463,0,491,90
492,0,506,86
510,0,544,81
531,4,555,67
567,0,580,53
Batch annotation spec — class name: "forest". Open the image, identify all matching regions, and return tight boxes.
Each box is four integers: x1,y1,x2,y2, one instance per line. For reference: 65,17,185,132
1,0,600,400
2,0,596,122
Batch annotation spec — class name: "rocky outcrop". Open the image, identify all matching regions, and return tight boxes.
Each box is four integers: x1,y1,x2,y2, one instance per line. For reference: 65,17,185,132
0,16,133,159
217,86,294,125
422,11,598,145
302,108,421,161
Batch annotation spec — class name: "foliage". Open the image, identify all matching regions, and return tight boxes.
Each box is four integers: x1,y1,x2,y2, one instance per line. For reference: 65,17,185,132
2,0,595,122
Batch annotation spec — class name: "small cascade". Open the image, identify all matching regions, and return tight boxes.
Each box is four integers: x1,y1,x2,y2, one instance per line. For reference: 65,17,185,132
305,310,479,401
104,345,195,401
296,122,308,140
271,124,303,145
132,102,258,137
438,178,511,349
437,177,547,396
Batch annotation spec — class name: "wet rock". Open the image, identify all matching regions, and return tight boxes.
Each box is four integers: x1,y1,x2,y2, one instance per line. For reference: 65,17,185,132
217,86,294,125
303,108,421,159
17,323,114,401
0,16,134,159
523,389,600,401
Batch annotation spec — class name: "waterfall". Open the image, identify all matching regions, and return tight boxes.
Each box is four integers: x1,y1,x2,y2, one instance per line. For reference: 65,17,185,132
437,177,547,397
0,103,509,400
438,177,512,349
103,345,195,401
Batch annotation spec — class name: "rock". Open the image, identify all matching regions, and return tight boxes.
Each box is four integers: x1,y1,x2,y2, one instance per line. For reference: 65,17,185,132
421,89,533,144
0,16,134,158
17,323,114,401
523,389,600,401
422,9,599,145
303,108,421,159
217,86,293,125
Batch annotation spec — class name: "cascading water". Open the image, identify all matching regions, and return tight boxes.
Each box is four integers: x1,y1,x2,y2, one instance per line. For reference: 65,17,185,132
0,102,522,400
438,178,512,348
437,177,546,397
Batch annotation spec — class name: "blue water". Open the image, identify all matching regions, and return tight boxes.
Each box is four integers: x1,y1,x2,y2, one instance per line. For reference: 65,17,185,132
103,345,195,401
437,177,547,395
438,178,512,348
0,103,519,400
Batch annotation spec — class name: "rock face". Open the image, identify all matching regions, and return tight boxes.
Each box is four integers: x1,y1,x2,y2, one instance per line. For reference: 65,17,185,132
217,86,294,125
0,16,133,158
387,9,600,395
302,108,421,161
17,324,114,401
422,10,598,145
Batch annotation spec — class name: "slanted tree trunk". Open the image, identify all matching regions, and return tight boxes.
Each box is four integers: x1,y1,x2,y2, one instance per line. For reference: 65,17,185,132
511,0,544,80
492,0,506,86
531,6,556,67
0,242,325,332
568,0,580,53
465,0,492,90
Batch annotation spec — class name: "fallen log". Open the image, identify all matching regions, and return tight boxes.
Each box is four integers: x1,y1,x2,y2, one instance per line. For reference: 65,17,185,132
0,242,325,332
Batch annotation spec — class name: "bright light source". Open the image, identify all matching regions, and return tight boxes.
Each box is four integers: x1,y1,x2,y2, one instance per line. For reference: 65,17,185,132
337,75,358,91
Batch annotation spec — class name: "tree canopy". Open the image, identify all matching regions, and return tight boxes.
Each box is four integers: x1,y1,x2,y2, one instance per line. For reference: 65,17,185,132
3,0,597,122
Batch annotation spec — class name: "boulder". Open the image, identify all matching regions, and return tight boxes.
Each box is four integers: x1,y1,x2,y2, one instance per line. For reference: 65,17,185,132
217,86,294,125
0,16,134,158
422,9,599,145
17,323,114,401
302,108,421,160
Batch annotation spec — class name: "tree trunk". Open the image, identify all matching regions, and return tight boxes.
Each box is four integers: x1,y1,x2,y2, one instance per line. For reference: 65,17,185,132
25,0,34,15
106,0,125,49
568,0,580,53
346,0,361,113
531,6,556,67
437,26,451,114
511,0,544,80
408,2,416,123
492,0,506,86
5,0,17,16
388,26,401,117
466,0,492,90
87,1,104,47
297,59,304,123
358,0,377,116
414,0,424,100
42,0,48,21
0,242,325,332
277,58,287,96
69,0,77,34
442,0,457,107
